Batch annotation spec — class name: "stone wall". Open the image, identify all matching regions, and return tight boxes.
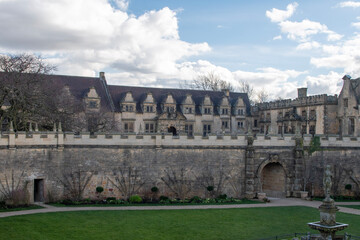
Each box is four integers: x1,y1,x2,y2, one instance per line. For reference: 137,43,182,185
1,131,360,203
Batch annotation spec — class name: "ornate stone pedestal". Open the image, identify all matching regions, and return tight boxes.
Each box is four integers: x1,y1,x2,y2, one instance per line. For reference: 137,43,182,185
306,165,348,240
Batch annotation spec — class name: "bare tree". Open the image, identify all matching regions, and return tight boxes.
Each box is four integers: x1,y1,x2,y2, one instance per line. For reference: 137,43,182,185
190,72,236,92
85,111,116,133
195,165,228,197
239,80,255,104
255,88,269,104
161,166,194,199
0,169,30,206
57,168,94,201
227,171,243,198
107,162,146,200
0,53,56,131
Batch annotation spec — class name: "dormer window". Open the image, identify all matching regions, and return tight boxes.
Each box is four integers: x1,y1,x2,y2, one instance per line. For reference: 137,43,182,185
123,104,134,112
237,109,244,115
89,101,98,108
166,106,175,113
145,105,153,113
185,107,193,114
221,108,229,115
204,107,212,114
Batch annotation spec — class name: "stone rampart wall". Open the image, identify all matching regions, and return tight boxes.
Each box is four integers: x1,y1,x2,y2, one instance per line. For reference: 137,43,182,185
1,131,360,203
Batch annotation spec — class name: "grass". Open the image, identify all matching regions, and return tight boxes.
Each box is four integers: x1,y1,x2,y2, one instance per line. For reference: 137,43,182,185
0,205,43,212
0,206,360,240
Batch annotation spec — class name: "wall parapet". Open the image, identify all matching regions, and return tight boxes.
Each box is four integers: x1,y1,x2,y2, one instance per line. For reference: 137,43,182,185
1,131,360,149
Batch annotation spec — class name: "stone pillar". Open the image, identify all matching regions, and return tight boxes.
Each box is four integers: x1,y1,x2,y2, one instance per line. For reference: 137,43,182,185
293,130,304,196
57,122,64,151
8,121,15,149
245,131,256,199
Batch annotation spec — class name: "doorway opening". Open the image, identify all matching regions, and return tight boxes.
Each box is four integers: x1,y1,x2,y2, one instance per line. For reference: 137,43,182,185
261,162,286,198
168,126,177,136
34,179,44,202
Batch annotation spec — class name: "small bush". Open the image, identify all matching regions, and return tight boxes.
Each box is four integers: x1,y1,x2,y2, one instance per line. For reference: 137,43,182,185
345,184,352,190
206,186,214,192
129,195,142,203
96,186,104,193
217,194,227,200
159,195,169,201
190,196,202,203
61,199,74,205
106,197,116,201
151,186,159,193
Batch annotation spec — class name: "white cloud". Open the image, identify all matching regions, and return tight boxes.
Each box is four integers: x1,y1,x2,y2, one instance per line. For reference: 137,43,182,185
279,19,343,42
112,0,129,11
305,71,343,95
310,33,360,76
266,2,298,23
339,1,360,8
352,21,360,28
273,35,282,40
0,0,210,78
296,41,321,50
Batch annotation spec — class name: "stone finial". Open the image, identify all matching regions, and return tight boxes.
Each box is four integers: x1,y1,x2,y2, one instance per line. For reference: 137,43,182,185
9,121,14,132
58,122,62,132
53,123,57,132
29,122,33,132
35,123,39,132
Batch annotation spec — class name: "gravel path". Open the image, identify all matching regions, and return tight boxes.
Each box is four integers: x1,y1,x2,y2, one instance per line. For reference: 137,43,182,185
1,198,360,218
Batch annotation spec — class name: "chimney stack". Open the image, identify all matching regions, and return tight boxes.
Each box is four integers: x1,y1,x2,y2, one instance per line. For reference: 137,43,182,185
99,72,105,79
297,88,307,98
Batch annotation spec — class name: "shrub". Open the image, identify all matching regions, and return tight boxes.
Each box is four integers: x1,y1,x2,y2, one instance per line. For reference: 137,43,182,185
106,197,116,201
345,184,352,190
129,195,142,203
206,186,214,192
62,199,73,205
217,194,227,200
6,189,30,207
96,186,104,193
190,196,202,203
159,195,169,201
151,186,159,193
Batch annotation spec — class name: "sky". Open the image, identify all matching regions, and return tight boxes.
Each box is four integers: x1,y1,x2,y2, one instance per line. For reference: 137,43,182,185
1,0,360,100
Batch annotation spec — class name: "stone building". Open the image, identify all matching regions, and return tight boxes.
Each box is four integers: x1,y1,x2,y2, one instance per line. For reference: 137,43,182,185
252,75,360,136
37,72,251,136
1,72,360,203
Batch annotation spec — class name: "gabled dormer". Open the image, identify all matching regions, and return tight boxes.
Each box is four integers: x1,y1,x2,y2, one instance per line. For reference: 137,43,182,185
121,92,136,112
201,95,213,115
219,96,230,116
143,92,156,113
235,97,246,117
181,94,195,114
84,87,101,111
162,93,176,113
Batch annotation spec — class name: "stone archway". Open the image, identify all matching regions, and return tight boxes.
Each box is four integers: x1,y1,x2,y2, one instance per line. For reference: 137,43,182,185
261,162,286,198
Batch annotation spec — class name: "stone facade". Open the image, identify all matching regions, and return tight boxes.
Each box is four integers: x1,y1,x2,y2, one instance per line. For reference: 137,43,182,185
1,130,360,202
1,72,360,203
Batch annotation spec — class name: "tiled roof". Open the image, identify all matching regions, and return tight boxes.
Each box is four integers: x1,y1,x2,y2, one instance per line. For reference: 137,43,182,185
1,72,251,115
108,85,251,115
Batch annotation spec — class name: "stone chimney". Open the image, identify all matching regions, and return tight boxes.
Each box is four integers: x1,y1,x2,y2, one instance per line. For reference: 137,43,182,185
297,88,307,98
99,72,105,80
222,89,230,97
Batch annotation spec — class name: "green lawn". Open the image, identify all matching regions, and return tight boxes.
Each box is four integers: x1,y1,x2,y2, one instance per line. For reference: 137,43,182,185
0,205,43,212
0,206,359,240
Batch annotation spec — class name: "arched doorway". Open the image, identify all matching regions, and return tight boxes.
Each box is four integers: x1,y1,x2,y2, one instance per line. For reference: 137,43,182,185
168,126,177,136
261,162,286,198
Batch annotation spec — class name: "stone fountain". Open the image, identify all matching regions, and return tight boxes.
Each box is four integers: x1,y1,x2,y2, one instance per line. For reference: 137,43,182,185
307,165,348,240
